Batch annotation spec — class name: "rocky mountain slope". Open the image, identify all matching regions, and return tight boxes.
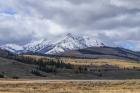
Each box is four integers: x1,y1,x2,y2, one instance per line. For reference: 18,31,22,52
61,47,140,60
0,33,104,54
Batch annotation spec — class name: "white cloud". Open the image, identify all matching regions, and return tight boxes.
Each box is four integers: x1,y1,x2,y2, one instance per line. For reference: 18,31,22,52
0,0,140,51
110,0,140,9
47,20,65,35
0,13,65,44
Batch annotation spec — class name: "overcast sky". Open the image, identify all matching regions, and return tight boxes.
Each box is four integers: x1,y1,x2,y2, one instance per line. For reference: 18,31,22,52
0,0,140,51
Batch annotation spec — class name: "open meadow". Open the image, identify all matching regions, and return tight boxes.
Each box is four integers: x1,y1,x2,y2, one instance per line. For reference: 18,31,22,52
0,54,140,93
0,80,139,93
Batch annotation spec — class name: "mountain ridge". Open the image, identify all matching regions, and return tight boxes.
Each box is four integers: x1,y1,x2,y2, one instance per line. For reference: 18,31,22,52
0,33,104,54
60,46,140,60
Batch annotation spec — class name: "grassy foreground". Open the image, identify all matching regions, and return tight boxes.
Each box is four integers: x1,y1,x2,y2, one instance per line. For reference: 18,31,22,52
0,80,140,93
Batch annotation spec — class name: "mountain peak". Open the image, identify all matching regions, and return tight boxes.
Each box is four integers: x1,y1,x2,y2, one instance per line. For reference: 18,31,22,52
0,34,105,54
66,33,75,39
24,38,52,52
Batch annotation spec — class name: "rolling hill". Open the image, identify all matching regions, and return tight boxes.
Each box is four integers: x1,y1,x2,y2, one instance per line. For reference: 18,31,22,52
61,46,140,60
0,48,140,79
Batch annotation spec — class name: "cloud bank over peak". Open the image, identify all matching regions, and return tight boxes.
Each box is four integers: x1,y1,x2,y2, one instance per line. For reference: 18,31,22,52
0,0,140,51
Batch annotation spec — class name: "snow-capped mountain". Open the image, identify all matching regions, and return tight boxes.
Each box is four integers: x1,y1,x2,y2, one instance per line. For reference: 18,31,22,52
0,33,105,54
0,39,53,53
24,39,53,52
0,44,23,53
46,33,104,54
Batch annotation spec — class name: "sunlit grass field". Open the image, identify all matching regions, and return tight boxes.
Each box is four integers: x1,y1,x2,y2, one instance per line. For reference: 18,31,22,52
24,55,140,68
0,55,140,93
0,80,139,93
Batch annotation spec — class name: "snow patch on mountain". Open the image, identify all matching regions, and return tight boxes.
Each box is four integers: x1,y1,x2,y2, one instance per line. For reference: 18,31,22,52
24,39,52,52
83,36,104,47
0,33,105,54
0,44,23,53
45,33,104,54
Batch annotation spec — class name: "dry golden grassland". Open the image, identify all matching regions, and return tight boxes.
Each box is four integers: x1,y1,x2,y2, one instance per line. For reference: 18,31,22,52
0,80,139,93
62,58,140,68
1,55,140,93
23,55,48,60
24,55,140,68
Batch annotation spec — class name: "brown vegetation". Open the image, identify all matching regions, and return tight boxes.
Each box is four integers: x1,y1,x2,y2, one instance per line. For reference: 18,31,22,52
24,55,140,68
0,80,139,93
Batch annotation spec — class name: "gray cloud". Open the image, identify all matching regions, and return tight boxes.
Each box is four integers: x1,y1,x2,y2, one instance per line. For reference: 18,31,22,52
0,0,140,50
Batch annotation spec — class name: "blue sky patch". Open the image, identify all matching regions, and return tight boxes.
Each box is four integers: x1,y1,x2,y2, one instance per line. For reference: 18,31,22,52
1,8,16,15
118,41,135,50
